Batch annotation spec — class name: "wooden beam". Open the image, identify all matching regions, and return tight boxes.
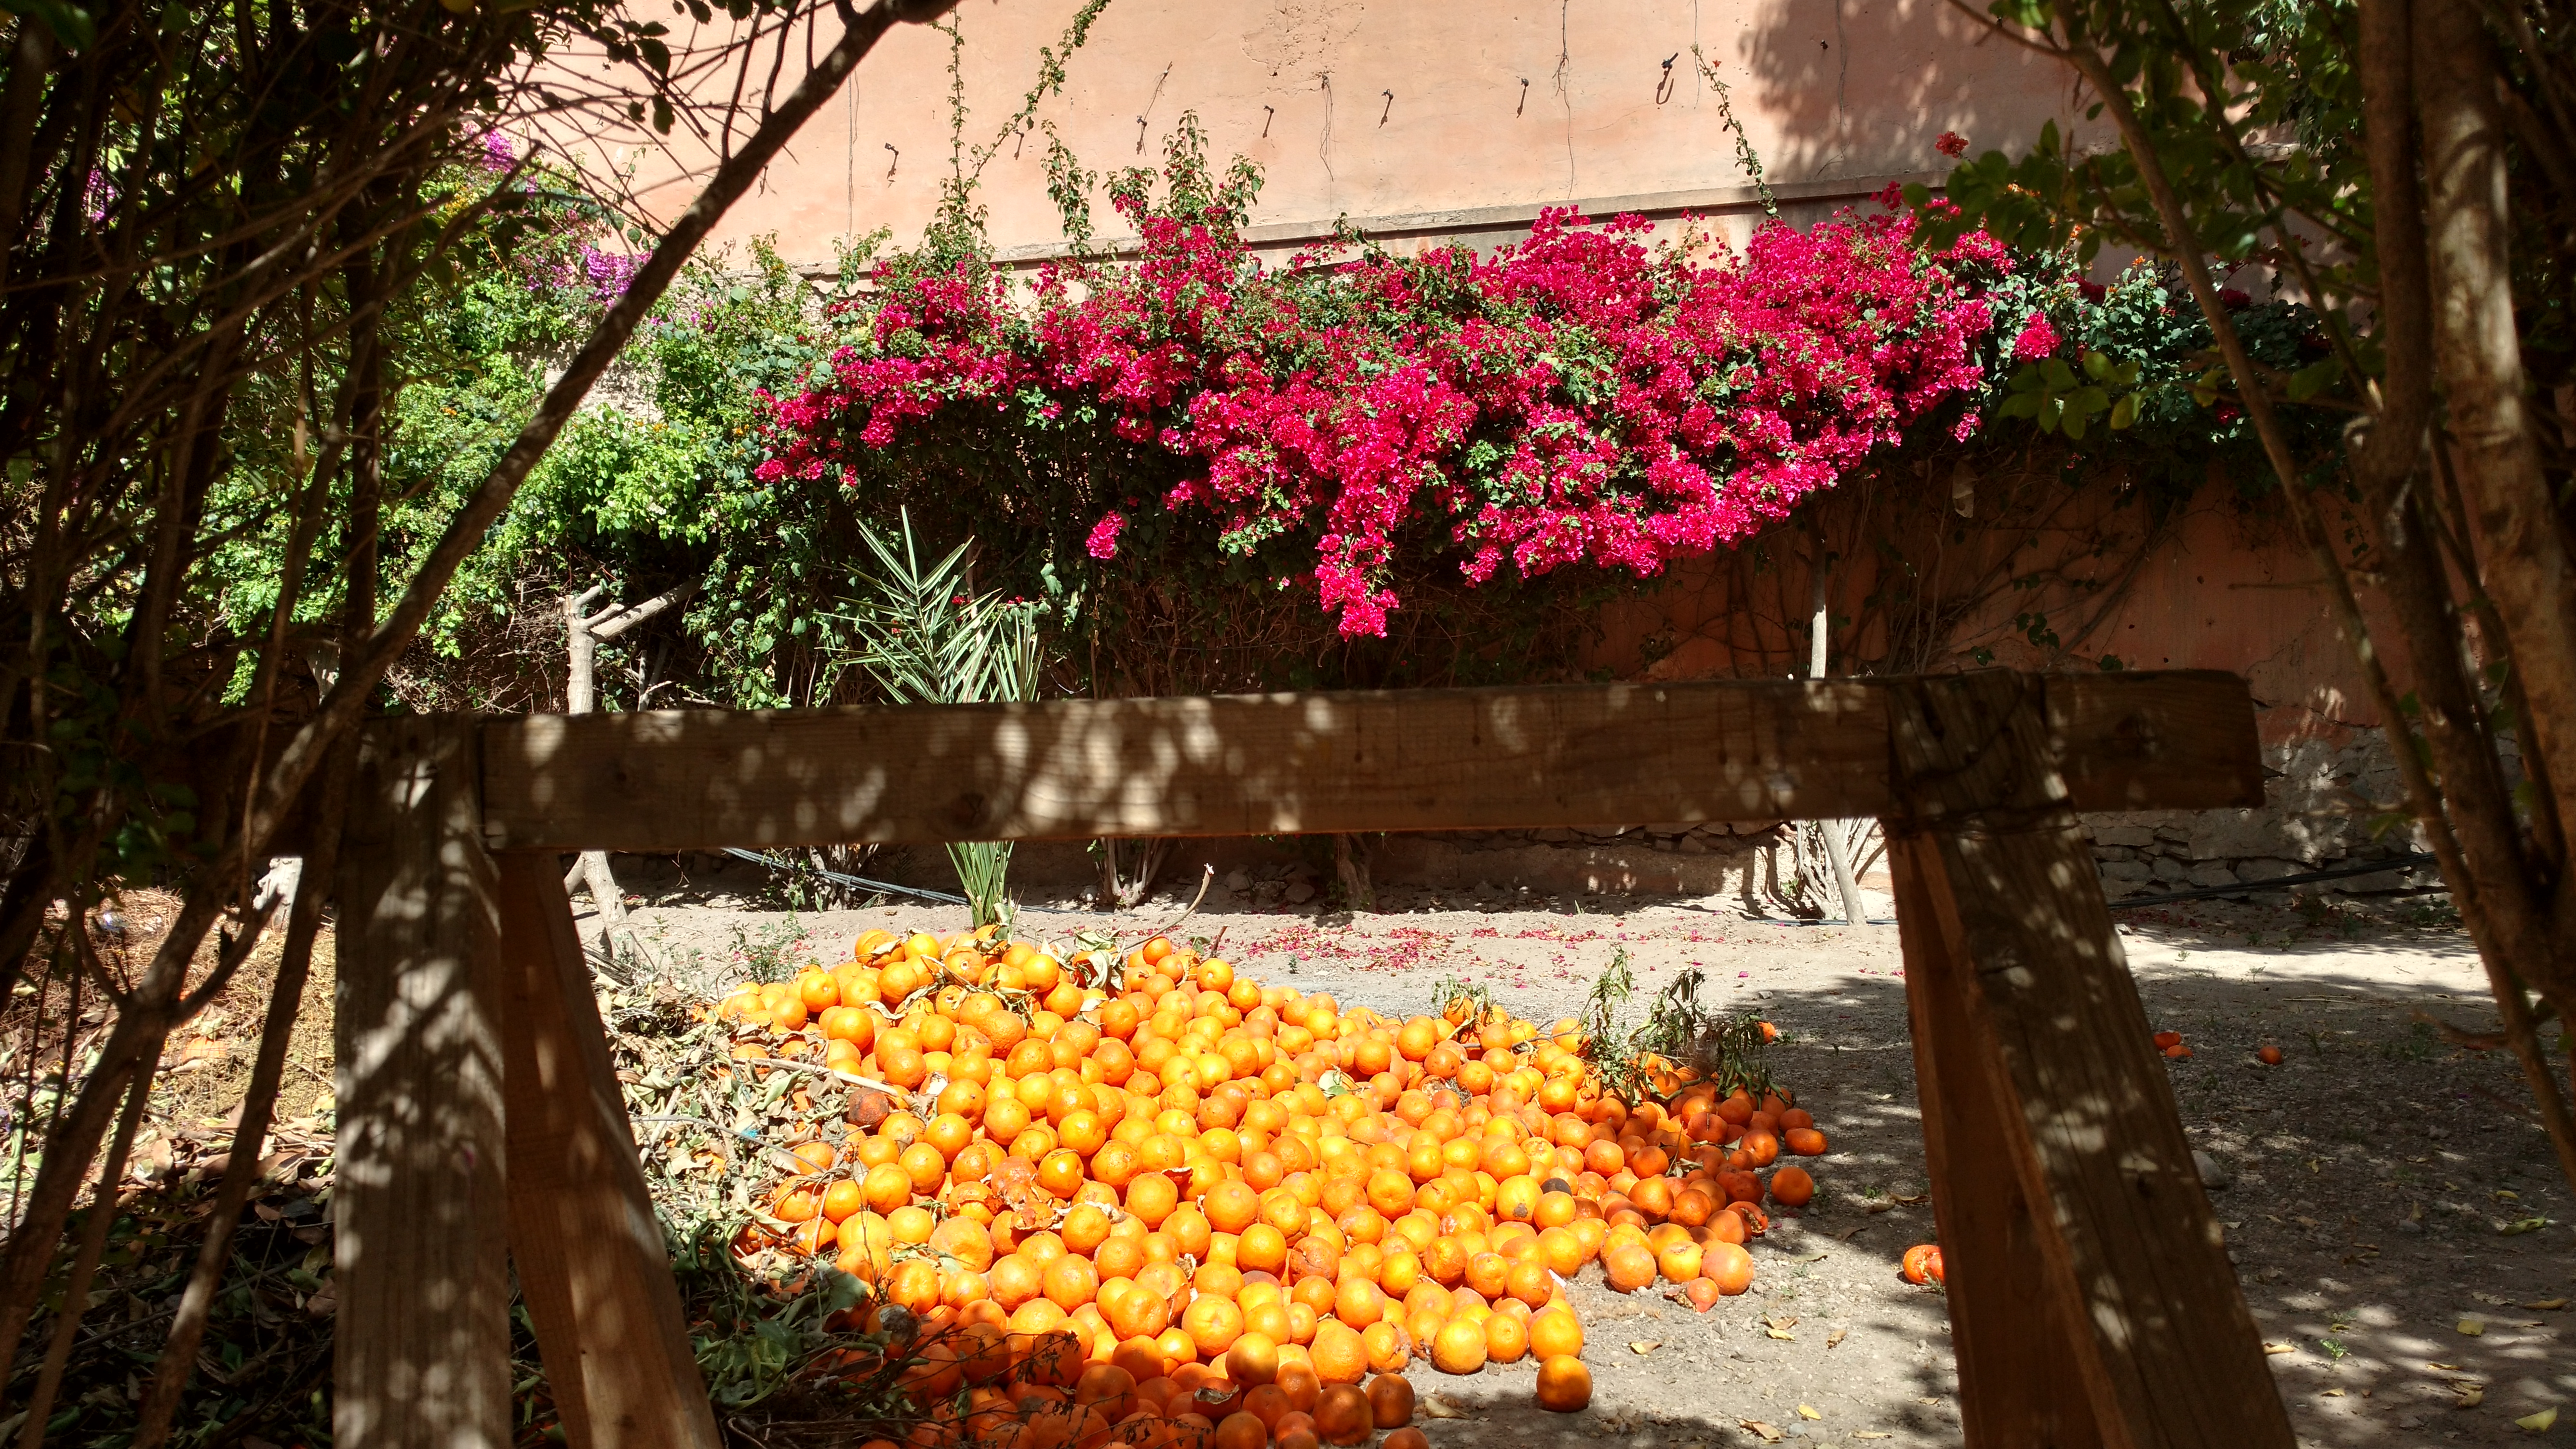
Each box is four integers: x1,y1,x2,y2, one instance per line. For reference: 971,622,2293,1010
334,716,513,1449
480,671,2261,853
495,855,721,1449
1885,673,2292,1449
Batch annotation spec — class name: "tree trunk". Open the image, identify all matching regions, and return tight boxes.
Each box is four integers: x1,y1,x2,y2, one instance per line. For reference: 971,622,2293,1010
1808,541,1870,926
561,590,634,969
2416,0,2576,957
1333,834,1374,913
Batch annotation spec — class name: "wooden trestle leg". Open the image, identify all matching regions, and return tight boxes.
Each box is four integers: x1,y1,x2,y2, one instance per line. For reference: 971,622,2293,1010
494,853,721,1449
336,716,716,1448
335,716,514,1449
1883,673,2292,1449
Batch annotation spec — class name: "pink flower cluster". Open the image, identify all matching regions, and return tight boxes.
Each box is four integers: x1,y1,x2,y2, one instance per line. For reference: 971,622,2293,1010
759,196,2004,636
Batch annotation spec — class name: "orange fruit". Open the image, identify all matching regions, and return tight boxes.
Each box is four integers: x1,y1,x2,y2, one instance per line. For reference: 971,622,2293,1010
1313,1384,1371,1445
1213,1410,1266,1449
1331,1277,1385,1331
1482,1311,1528,1364
1075,1363,1140,1420
1206,1181,1260,1234
1534,1355,1591,1412
1181,1295,1244,1358
1769,1166,1815,1208
1224,1331,1281,1386
1602,1242,1656,1293
1706,1241,1755,1294
1656,1239,1702,1284
1365,1373,1415,1428
1309,1321,1367,1385
1358,1320,1408,1375
1428,1318,1486,1375
1528,1306,1582,1360
1044,1254,1102,1312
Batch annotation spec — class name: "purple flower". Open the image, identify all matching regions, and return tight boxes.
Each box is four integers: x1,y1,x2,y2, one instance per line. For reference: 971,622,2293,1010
478,130,516,173
579,244,649,303
2011,311,2059,362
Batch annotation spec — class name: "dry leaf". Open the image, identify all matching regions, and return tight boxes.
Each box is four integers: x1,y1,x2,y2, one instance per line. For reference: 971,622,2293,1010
2321,1389,2343,1397
1764,1327,1798,1341
1861,1199,1894,1215
2457,1318,2486,1337
2473,1291,2516,1306
2523,1298,2568,1311
1826,1328,1848,1350
1628,1341,1662,1355
1421,1395,1471,1421
1739,1422,1782,1444
2515,1408,2558,1432
1796,1405,1821,1421
2428,1361,2466,1371
2263,1343,2298,1355
2454,1386,2484,1409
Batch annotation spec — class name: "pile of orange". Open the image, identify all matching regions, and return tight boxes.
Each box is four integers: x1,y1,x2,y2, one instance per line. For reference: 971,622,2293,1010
714,927,1832,1440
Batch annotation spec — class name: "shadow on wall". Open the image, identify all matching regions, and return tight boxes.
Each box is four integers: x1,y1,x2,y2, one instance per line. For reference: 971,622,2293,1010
1737,0,2087,183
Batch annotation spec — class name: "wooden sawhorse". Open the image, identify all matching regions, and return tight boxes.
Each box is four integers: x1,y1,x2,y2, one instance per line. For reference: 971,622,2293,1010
332,670,2293,1449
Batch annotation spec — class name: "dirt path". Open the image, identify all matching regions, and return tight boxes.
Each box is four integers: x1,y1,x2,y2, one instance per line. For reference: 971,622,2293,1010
614,886,2573,1447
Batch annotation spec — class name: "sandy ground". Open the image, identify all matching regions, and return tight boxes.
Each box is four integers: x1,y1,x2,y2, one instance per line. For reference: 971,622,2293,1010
606,873,2576,1449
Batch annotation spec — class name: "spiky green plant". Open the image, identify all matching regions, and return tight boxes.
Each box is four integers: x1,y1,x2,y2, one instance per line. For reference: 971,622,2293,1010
833,510,1046,927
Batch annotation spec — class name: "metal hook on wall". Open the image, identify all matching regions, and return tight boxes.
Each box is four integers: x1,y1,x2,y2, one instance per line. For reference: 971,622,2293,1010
1262,104,1275,138
883,142,898,181
1656,53,1679,106
1517,77,1529,116
1379,89,1393,126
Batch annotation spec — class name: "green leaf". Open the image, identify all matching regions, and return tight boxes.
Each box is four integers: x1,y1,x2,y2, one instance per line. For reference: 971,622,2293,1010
2082,351,2111,381
2109,394,2137,430
2041,357,2078,391
2286,356,2343,402
1,0,97,49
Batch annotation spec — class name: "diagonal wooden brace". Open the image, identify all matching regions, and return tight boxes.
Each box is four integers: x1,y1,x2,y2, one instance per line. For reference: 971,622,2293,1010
495,854,720,1449
1883,671,2292,1449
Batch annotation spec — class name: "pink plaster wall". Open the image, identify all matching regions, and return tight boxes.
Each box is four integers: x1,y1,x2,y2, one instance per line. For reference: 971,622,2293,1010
1585,485,2403,747
615,0,2102,264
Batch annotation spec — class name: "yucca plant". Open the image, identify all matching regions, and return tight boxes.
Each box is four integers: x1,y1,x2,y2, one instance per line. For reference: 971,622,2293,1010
832,510,1045,927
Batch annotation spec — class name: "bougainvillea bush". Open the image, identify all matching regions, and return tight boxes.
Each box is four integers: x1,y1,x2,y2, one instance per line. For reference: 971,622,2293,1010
758,129,2014,639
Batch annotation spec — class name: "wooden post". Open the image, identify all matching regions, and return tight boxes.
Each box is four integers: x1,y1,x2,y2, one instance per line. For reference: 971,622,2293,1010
1883,672,2292,1449
495,854,721,1449
335,715,513,1449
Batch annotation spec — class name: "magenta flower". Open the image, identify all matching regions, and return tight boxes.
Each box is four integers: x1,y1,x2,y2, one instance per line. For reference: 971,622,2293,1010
1935,131,1969,159
754,197,2008,637
2011,312,2059,361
